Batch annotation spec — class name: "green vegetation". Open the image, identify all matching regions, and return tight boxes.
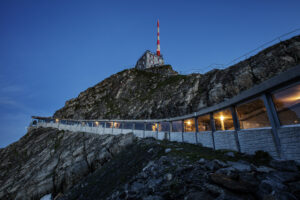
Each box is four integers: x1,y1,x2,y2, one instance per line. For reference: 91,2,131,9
159,140,272,166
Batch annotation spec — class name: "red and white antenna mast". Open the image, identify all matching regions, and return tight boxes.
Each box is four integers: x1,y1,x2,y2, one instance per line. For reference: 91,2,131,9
156,20,160,56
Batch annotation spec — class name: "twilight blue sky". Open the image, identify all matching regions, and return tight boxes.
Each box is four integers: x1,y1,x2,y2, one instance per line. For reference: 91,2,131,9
1,0,300,147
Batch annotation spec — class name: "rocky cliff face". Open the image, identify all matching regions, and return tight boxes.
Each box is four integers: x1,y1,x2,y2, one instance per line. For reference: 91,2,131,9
54,35,300,120
58,138,300,200
0,127,134,200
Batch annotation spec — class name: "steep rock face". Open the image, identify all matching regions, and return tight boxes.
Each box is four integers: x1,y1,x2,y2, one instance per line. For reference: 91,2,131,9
57,138,300,200
54,35,300,120
0,127,134,200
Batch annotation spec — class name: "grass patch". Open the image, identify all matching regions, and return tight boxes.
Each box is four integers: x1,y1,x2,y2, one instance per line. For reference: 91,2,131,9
159,140,271,166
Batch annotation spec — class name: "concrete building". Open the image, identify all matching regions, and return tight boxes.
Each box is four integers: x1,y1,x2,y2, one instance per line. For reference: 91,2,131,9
135,50,164,70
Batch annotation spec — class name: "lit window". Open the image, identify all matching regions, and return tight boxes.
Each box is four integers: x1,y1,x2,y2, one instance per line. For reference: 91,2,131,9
172,121,182,132
197,115,211,131
214,109,234,131
113,122,120,128
146,123,158,131
184,118,196,132
236,98,270,129
106,122,113,128
272,83,300,125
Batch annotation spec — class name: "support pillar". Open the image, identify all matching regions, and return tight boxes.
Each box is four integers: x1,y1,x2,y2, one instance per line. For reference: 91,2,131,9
210,113,216,150
181,120,184,142
262,93,283,158
230,106,241,152
194,117,199,144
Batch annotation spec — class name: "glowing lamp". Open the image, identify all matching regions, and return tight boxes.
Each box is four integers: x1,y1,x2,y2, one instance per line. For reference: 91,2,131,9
220,116,224,121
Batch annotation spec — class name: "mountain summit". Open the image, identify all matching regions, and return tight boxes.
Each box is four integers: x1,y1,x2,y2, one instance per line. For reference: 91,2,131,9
54,35,300,120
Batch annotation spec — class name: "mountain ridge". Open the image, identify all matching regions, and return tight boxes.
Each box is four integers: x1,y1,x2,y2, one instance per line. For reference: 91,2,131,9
54,35,300,120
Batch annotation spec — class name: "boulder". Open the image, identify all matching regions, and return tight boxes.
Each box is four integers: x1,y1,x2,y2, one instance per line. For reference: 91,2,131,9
270,160,299,172
209,173,252,193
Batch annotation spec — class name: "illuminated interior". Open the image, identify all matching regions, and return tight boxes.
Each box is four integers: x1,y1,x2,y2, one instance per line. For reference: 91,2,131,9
197,115,211,131
184,118,196,132
146,123,158,131
213,109,234,131
272,83,300,125
236,98,271,129
94,121,99,127
106,122,113,128
113,122,120,128
55,119,59,123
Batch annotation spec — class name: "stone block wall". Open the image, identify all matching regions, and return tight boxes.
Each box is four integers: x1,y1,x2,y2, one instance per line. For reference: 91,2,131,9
36,122,300,162
278,126,300,162
214,131,238,151
133,130,144,138
158,131,167,140
145,131,157,138
183,132,197,144
197,131,214,148
122,128,133,134
170,132,183,142
237,128,278,158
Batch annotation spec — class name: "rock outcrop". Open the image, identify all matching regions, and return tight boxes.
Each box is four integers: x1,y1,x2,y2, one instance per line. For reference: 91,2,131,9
0,127,135,200
54,35,300,120
58,138,300,200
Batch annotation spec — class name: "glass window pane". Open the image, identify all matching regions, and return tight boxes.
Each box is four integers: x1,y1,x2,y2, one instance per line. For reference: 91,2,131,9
106,122,113,128
172,121,182,132
160,122,170,132
214,109,234,131
184,118,196,132
123,122,133,129
113,122,121,128
272,84,300,125
236,98,271,129
146,123,157,131
135,122,144,130
197,115,211,131
99,122,105,128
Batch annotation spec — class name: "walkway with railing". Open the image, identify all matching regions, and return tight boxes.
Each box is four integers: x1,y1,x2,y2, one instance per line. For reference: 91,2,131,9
32,65,300,162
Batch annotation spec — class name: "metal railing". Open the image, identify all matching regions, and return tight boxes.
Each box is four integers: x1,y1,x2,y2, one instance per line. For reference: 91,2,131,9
180,28,300,74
